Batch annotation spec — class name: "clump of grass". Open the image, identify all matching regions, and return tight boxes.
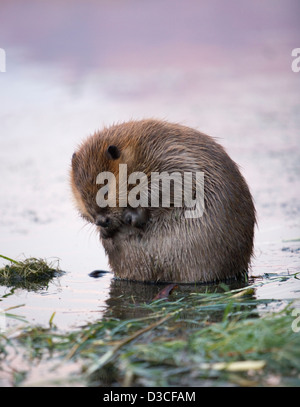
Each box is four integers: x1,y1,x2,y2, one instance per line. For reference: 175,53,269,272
3,275,299,387
0,255,64,290
1,272,299,387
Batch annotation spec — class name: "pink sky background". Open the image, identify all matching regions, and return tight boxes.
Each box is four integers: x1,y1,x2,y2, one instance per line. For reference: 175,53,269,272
0,0,299,74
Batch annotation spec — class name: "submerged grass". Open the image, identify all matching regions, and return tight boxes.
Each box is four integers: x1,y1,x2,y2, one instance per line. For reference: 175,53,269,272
1,272,300,387
0,255,64,290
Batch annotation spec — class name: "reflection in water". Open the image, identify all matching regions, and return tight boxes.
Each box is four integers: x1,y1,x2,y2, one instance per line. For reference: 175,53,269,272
104,278,249,320
87,276,266,387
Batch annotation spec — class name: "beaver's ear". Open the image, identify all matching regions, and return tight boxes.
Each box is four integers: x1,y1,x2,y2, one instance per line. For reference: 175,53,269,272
107,145,121,160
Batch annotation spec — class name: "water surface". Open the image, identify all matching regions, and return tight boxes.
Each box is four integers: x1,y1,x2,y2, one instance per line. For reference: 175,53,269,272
0,0,299,331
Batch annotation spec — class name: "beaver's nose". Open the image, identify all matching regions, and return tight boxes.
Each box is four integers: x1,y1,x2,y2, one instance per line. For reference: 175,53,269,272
124,209,147,228
95,215,111,228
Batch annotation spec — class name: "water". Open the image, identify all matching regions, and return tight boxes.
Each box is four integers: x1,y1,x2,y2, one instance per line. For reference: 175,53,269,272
0,0,300,332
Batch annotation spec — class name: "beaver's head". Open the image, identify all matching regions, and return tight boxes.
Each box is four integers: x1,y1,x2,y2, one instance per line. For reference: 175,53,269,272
71,135,149,239
71,136,122,235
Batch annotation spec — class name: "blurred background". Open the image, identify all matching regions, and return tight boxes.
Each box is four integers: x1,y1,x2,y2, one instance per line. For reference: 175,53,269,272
0,0,299,327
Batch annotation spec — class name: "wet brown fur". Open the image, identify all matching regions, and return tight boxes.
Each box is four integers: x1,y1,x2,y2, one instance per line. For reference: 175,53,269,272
70,119,256,283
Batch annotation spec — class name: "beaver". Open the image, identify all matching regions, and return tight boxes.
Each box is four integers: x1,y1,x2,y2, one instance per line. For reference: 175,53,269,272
71,119,256,283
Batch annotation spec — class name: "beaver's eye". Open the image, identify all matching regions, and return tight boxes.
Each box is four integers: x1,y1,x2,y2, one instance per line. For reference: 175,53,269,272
107,145,120,160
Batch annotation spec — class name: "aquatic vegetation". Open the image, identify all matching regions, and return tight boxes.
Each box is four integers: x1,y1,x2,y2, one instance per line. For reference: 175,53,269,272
1,272,299,387
0,255,64,290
